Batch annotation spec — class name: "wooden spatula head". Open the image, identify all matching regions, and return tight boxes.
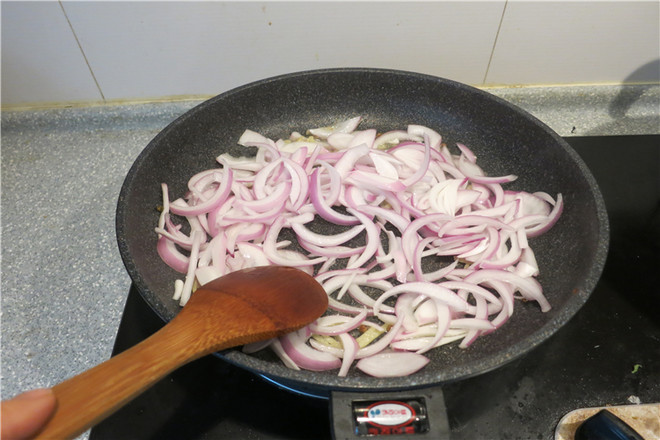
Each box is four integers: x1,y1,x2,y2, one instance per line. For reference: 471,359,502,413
178,265,329,350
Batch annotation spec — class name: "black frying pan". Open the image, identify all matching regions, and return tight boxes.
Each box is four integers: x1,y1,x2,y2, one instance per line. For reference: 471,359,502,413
116,69,608,413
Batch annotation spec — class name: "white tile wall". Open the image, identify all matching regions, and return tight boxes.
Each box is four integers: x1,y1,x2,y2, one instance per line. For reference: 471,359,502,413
1,1,658,107
1,1,102,104
486,1,660,85
60,1,504,101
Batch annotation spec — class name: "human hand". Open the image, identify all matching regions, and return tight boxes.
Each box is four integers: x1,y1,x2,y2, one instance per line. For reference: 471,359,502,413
1,388,57,440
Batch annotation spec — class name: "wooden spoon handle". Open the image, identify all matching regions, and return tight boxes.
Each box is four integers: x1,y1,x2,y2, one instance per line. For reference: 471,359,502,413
34,321,212,440
32,266,327,439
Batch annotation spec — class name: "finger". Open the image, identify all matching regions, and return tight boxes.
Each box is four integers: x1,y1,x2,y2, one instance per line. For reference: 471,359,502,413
1,388,57,440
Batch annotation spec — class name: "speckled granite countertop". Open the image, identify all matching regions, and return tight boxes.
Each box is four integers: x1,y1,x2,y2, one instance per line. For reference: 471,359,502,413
1,83,658,437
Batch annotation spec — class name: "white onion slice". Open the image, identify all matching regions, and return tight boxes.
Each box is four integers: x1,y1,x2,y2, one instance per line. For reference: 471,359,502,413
356,352,430,377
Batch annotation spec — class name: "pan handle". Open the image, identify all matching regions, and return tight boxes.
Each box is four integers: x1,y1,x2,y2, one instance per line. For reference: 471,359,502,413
329,385,450,440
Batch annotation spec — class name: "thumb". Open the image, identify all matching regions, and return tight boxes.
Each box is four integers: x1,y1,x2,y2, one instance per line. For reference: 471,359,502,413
1,388,57,440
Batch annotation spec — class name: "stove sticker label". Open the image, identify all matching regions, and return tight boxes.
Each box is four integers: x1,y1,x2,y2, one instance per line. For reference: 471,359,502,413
360,401,415,427
352,398,429,436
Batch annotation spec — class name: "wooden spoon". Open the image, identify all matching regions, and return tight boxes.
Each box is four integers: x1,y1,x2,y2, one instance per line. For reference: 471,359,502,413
34,266,328,439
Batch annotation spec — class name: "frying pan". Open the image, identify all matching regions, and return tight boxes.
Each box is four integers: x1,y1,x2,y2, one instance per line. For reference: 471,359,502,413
116,68,608,435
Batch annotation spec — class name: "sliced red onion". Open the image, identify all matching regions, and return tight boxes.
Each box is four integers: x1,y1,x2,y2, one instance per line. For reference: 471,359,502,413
308,116,362,139
222,202,286,225
396,293,419,333
369,151,401,180
407,124,442,149
292,222,365,247
309,168,360,225
390,333,465,351
344,208,380,269
235,181,290,212
238,129,277,149
456,142,477,163
269,338,301,371
451,318,496,331
252,158,284,198
157,118,563,377
515,248,539,277
263,218,327,267
344,129,374,149
346,170,407,193
337,333,359,377
401,139,431,188
309,337,345,357
299,241,365,258
505,191,551,216
194,265,223,286
373,282,470,318
309,310,367,336
327,132,356,150
412,299,438,326
415,301,451,354
401,213,451,265
464,269,550,312
334,144,371,179
283,159,309,210
467,174,518,185
439,280,501,306
373,130,421,150
524,193,563,237
356,205,409,233
157,235,189,274
279,329,342,371
178,230,205,306
235,242,271,268
169,168,233,217
477,231,522,270
356,351,430,377
345,285,390,313
355,316,404,359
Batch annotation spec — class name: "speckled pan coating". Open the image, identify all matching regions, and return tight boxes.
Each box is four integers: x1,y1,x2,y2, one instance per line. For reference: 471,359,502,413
116,68,608,394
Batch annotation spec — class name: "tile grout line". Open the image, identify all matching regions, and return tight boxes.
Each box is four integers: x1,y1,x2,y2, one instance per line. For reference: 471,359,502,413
482,0,508,85
58,1,106,101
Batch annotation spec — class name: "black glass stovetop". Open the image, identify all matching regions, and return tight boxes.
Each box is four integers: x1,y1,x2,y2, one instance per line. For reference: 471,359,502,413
90,135,660,440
